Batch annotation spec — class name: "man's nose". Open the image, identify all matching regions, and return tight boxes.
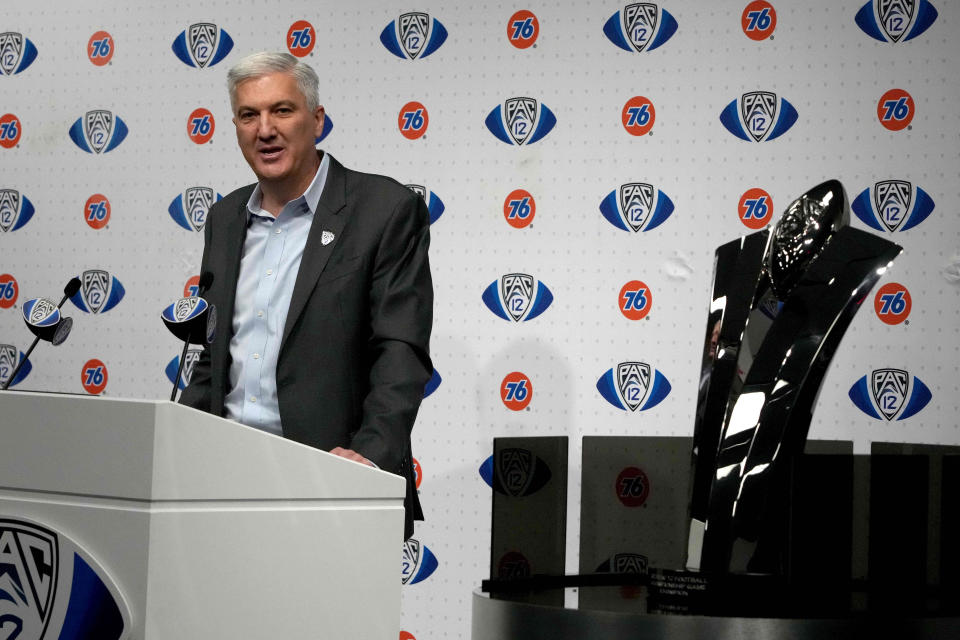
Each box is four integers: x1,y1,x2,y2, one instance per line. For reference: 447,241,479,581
256,113,277,138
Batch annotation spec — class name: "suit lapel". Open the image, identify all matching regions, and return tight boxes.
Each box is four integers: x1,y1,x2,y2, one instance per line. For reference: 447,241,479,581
280,155,348,351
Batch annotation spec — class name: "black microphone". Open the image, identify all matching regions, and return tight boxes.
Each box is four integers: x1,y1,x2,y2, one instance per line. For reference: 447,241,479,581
1,278,79,391
162,271,216,400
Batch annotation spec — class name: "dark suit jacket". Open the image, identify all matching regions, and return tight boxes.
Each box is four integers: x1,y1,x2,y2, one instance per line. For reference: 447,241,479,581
179,154,432,539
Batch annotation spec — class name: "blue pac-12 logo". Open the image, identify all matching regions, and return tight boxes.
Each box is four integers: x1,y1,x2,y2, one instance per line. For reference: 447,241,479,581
405,184,445,225
401,538,438,585
597,361,671,412
855,0,938,43
486,97,557,146
720,91,798,142
478,448,552,497
0,343,30,388
0,32,38,75
165,348,202,390
381,12,448,60
172,23,233,68
69,269,125,314
599,182,674,232
168,186,222,232
0,517,129,639
603,3,679,52
0,188,35,232
69,110,128,154
851,179,934,232
482,273,553,322
423,367,442,398
849,368,932,421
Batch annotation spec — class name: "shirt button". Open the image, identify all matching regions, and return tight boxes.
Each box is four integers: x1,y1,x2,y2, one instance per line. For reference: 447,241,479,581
257,310,264,318
250,396,257,403
266,269,273,276
253,353,260,360
275,228,282,234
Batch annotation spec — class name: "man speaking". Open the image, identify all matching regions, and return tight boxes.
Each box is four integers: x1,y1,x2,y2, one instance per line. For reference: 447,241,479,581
179,51,432,539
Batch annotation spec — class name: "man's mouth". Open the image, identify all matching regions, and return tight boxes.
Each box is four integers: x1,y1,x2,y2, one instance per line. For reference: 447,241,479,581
258,146,284,161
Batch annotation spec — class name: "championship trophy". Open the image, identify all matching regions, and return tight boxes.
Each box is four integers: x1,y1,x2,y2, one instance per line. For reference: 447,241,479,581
684,180,902,577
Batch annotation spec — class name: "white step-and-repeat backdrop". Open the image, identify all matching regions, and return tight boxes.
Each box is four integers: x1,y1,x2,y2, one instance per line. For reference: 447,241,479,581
2,1,958,637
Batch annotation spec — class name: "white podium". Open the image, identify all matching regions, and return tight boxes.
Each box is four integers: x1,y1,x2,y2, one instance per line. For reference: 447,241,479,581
0,391,406,640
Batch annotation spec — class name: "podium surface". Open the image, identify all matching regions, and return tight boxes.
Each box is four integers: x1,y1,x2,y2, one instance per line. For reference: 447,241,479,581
0,391,405,639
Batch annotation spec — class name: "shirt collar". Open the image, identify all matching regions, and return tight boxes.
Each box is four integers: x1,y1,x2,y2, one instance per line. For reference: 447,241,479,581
245,151,330,220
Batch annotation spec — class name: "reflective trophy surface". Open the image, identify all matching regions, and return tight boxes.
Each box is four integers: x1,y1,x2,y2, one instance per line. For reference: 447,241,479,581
685,180,902,575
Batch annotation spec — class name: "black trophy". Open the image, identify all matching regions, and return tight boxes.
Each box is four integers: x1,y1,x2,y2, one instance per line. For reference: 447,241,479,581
686,180,902,575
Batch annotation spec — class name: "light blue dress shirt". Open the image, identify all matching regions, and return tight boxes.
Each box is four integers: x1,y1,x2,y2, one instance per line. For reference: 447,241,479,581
223,153,330,435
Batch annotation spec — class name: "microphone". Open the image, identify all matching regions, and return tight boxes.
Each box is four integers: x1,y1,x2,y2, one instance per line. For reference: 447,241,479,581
1,278,79,391
162,271,215,400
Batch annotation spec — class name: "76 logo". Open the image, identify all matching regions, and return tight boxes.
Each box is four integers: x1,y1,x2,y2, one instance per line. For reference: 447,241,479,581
877,89,914,131
398,101,428,140
187,108,215,144
622,96,655,136
508,10,539,49
501,371,532,411
81,358,108,394
0,113,21,148
615,466,650,507
619,280,652,320
503,189,536,228
874,282,911,325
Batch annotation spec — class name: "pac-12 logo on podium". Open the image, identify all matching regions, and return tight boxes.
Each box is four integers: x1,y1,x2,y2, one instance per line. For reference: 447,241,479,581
597,361,671,412
69,269,125,314
849,368,932,421
0,32,38,75
855,0,938,42
0,517,129,638
0,189,35,232
851,179,934,232
485,97,557,146
603,3,679,52
405,184,445,224
720,91,797,142
381,12,448,60
172,23,234,68
482,273,554,322
401,538,439,585
69,110,128,154
169,186,222,231
599,182,674,232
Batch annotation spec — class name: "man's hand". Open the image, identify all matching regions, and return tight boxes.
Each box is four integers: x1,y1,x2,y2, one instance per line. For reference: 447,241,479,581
330,447,375,467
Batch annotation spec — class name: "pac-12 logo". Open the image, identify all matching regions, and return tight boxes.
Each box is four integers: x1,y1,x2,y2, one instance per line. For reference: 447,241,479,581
169,186,222,231
188,108,215,144
851,180,934,232
165,348,202,390
172,23,234,68
69,110,128,154
720,92,798,142
599,182,674,232
622,96,656,136
849,368,932,421
855,0,938,43
877,88,914,131
398,102,428,139
0,189,35,232
84,194,110,230
287,20,315,57
0,344,30,387
0,32,38,75
88,30,114,65
501,371,533,410
81,358,108,394
405,184,444,224
504,189,535,228
596,552,649,576
603,3,679,52
486,97,557,146
619,280,652,320
423,367,442,398
738,188,774,229
0,273,18,308
69,269,125,314
0,113,21,148
508,10,540,48
478,448,553,496
0,517,129,639
742,1,777,40
597,361,671,412
401,538,439,585
874,282,911,325
616,466,650,507
381,12,448,60
482,273,554,322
